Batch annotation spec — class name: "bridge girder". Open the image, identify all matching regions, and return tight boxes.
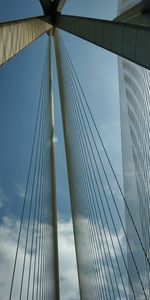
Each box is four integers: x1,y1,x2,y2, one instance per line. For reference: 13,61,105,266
0,16,52,67
55,5,150,71
0,1,150,70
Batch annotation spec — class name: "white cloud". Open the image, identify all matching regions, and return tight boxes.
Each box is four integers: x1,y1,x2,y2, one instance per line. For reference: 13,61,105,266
0,218,28,300
0,186,7,208
0,217,55,300
0,215,147,300
16,184,25,199
0,216,80,300
16,184,32,202
70,215,129,298
58,218,80,300
58,216,128,299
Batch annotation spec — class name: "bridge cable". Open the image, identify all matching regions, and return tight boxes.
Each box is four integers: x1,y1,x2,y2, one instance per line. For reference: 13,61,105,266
62,41,136,300
65,48,128,300
67,69,116,300
8,46,49,300
62,41,148,299
60,36,150,271
58,41,123,298
26,50,49,300
58,33,149,299
19,48,47,300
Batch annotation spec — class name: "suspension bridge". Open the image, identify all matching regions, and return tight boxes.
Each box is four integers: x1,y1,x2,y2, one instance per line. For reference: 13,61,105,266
0,0,150,299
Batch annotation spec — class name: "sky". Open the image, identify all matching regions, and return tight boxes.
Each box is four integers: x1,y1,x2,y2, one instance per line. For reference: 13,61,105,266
0,1,125,300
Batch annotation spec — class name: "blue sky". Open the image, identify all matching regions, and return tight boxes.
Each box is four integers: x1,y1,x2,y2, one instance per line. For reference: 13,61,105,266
0,0,122,219
53,0,122,217
0,1,126,300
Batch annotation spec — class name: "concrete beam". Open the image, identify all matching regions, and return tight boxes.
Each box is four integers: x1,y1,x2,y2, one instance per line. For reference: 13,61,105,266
0,16,52,67
56,14,150,70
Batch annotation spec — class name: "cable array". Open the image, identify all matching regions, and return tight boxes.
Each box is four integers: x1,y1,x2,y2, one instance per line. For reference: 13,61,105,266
55,32,150,300
8,41,56,300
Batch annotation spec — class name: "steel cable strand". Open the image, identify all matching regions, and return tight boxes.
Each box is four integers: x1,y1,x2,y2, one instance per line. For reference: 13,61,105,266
59,47,119,300
42,221,46,300
42,65,51,300
45,136,52,300
71,78,123,300
63,45,128,300
47,45,59,300
41,90,48,300
44,133,54,300
40,177,45,300
63,56,115,300
67,55,133,300
61,36,147,300
59,42,119,300
71,42,150,271
26,51,49,300
59,35,150,271
64,42,144,299
65,79,105,300
26,107,45,299
31,100,47,300
19,54,47,300
41,189,47,300
39,87,51,300
60,47,110,300
72,80,128,300
36,74,52,300
54,42,84,300
38,184,44,300
26,117,45,300
31,44,51,300
71,102,114,300
72,104,123,299
36,122,48,300
8,48,48,300
35,132,47,300
37,52,50,300
36,101,48,300
41,102,49,300
45,154,50,300
44,49,53,300
36,159,45,300
42,108,50,300
41,165,47,300
31,146,44,300
69,57,147,300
